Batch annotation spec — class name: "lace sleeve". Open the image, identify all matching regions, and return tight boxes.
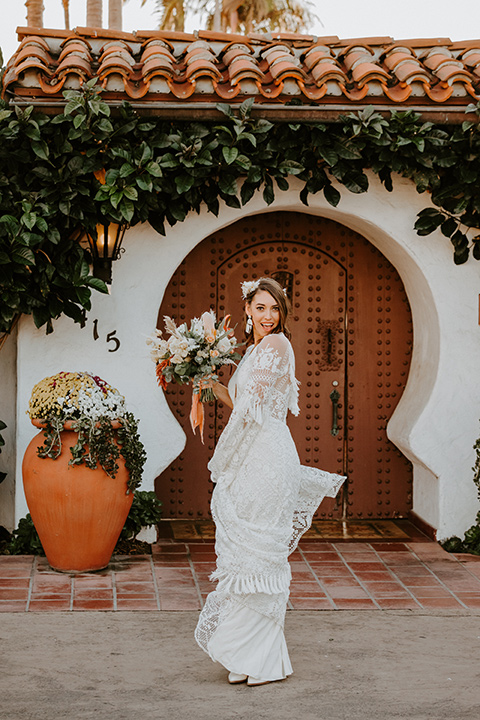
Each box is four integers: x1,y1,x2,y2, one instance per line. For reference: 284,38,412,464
208,334,291,484
234,334,289,425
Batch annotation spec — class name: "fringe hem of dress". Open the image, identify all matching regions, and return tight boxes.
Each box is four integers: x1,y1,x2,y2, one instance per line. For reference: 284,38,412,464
210,569,291,595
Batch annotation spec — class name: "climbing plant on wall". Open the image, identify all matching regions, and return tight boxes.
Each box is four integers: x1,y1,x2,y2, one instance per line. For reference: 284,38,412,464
0,78,479,336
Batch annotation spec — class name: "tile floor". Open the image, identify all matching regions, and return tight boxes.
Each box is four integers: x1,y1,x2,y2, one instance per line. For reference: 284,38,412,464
1,537,480,612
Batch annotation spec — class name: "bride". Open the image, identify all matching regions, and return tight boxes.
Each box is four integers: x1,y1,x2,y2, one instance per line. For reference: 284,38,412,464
195,277,345,686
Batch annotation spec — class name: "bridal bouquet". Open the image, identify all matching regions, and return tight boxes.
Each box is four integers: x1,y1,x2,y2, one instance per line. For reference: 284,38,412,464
147,311,242,440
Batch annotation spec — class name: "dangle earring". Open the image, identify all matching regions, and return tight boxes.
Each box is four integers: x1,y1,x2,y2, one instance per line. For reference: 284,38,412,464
246,315,253,334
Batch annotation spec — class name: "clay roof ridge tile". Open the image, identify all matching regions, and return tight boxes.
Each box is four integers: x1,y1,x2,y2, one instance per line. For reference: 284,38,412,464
15,34,51,53
265,49,300,66
139,36,175,52
59,34,93,52
393,62,431,84
260,42,294,56
10,58,54,78
98,56,135,76
185,47,217,61
185,59,222,81
383,51,420,71
303,51,342,73
56,55,92,75
302,44,335,59
435,65,474,83
99,47,136,66
58,43,93,63
310,63,347,84
381,44,419,58
142,56,175,75
140,45,175,64
13,46,53,68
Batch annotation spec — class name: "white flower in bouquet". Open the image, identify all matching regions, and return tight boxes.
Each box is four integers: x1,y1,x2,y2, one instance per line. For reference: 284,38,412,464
167,336,190,364
216,335,232,354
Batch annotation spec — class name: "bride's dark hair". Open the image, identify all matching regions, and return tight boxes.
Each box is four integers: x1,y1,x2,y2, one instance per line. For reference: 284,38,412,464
244,277,292,344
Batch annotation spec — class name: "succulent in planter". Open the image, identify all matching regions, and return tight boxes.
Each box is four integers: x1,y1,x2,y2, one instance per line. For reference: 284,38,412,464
27,371,146,493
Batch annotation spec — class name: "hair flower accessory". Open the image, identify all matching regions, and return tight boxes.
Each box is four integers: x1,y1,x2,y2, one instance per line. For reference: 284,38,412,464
241,280,260,299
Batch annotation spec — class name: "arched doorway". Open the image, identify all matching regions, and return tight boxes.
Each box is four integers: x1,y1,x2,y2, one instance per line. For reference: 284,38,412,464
156,212,413,519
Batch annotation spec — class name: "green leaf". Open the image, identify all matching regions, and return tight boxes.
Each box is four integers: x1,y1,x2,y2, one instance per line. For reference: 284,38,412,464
158,154,178,169
35,217,48,233
317,145,338,166
123,186,138,201
120,198,134,223
241,182,256,205
237,132,257,147
32,307,51,329
239,97,254,118
59,200,71,215
175,174,195,194
79,260,90,279
472,239,480,261
140,143,153,164
275,176,289,191
110,190,123,209
119,163,136,178
440,217,457,238
333,139,363,160
218,175,238,196
12,246,35,265
105,169,120,186
75,286,91,305
216,103,234,118
86,276,109,293
278,160,304,175
136,176,153,192
323,184,341,207
343,172,369,194
31,140,49,160
222,146,239,165
21,212,36,230
414,210,445,235
0,215,20,235
263,183,275,206
145,161,163,177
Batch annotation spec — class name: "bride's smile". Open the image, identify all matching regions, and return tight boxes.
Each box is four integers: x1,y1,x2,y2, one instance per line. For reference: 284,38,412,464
246,290,280,344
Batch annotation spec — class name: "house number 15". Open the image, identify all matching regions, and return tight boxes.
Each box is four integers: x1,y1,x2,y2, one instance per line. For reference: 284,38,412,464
92,319,121,353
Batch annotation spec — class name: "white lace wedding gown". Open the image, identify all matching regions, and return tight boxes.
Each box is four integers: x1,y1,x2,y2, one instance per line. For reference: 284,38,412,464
195,333,345,681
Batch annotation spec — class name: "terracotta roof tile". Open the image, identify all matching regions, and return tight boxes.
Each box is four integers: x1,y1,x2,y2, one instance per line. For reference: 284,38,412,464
3,28,480,112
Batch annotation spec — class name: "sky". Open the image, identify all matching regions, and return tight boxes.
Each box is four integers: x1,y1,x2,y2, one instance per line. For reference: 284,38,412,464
1,0,479,64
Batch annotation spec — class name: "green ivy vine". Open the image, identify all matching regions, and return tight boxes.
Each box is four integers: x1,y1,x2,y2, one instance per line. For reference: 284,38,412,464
37,412,147,493
0,79,479,336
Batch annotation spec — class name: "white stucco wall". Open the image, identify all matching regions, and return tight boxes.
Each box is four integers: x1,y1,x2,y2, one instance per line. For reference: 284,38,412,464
13,174,480,539
0,327,17,531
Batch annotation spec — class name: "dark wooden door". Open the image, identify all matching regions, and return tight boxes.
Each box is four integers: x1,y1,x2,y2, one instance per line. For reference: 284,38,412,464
156,212,412,519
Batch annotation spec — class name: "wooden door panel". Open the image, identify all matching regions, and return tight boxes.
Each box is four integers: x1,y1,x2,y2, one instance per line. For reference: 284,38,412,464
156,212,412,519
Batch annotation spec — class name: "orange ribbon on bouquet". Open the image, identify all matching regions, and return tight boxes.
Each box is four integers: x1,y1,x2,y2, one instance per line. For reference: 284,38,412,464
190,391,205,443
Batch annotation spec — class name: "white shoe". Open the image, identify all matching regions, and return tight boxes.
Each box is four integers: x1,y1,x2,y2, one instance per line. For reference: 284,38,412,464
247,676,272,686
228,672,248,684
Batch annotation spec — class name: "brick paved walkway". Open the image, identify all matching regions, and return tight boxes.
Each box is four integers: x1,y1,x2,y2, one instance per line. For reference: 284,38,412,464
1,539,480,612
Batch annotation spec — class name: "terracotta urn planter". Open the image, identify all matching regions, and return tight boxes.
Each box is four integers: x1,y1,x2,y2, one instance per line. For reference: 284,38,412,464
22,420,134,573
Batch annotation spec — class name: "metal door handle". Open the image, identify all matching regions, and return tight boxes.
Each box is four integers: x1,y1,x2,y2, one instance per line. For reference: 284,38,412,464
330,387,340,436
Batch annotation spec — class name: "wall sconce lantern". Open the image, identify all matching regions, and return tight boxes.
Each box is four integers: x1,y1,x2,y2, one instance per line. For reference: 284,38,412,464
83,222,128,284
